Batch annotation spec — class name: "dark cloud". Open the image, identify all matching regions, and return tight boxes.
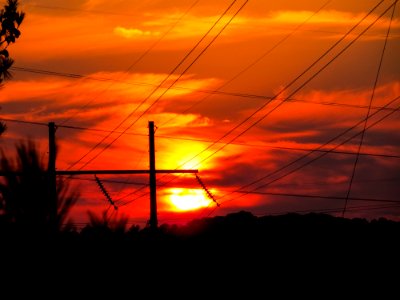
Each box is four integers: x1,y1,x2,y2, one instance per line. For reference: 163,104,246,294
24,0,91,16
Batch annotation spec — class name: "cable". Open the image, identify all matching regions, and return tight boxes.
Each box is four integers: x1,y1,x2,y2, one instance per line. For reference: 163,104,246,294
229,191,400,203
116,187,149,206
198,0,396,166
256,203,400,217
342,1,397,216
58,0,201,196
11,66,400,113
160,0,333,127
4,115,400,163
152,0,392,193
66,0,240,170
7,119,389,160
75,0,249,170
62,175,147,186
199,93,400,215
58,0,201,127
0,117,48,127
162,0,388,175
8,114,397,164
225,97,400,204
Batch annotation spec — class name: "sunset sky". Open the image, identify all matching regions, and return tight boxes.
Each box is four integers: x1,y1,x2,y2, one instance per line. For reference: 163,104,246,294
1,0,399,226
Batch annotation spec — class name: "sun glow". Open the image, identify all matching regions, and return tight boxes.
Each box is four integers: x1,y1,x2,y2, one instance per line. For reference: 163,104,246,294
168,188,212,211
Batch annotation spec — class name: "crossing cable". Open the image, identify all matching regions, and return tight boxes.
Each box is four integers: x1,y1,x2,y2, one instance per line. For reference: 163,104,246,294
75,0,250,171
199,93,400,217
6,2,396,217
62,175,147,186
0,118,48,127
342,1,397,217
11,66,400,113
220,96,400,205
116,187,150,207
160,0,333,127
3,117,398,161
53,0,201,133
153,0,391,190
158,0,388,179
184,0,394,170
2,104,398,212
260,203,400,217
66,0,241,170
58,0,201,127
232,191,400,204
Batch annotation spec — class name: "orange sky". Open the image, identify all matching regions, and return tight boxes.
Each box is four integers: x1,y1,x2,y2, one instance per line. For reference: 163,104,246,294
1,0,399,226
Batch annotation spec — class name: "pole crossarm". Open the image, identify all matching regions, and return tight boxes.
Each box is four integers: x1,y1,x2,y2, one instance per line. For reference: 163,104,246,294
0,121,200,230
58,170,198,175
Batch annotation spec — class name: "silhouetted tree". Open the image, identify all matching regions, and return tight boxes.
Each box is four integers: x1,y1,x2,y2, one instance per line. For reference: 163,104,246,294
0,0,25,134
80,210,129,242
0,119,5,135
0,140,79,234
88,210,128,231
0,0,24,82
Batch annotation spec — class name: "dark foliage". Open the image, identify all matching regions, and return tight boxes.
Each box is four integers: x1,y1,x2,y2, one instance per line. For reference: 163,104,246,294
0,0,24,83
0,0,25,134
0,140,79,237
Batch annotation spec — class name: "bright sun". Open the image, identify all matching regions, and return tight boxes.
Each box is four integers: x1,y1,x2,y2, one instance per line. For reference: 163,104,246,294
168,188,211,211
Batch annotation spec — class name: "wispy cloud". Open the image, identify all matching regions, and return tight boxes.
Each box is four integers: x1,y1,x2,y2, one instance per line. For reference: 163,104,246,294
113,26,160,39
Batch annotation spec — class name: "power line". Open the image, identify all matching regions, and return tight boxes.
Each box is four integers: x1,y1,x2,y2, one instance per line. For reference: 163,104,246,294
73,0,249,170
201,0,395,165
116,187,149,206
343,1,397,217
25,1,201,174
226,191,400,204
29,2,399,39
3,116,399,161
200,92,400,211
165,0,388,173
0,117,48,127
58,0,201,127
62,175,147,186
65,0,239,171
224,97,400,204
11,66,399,112
256,203,400,217
152,0,391,191
5,1,397,223
160,0,334,127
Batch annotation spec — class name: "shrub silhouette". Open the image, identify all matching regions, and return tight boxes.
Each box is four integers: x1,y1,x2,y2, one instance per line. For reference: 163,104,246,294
0,140,79,235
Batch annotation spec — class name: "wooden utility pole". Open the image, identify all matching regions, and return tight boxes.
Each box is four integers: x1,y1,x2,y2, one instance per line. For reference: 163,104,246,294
54,121,197,230
0,121,198,231
48,122,57,230
148,121,157,230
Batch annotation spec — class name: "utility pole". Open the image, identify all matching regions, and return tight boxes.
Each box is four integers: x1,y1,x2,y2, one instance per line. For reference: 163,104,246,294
0,121,198,231
48,122,57,231
149,121,157,230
